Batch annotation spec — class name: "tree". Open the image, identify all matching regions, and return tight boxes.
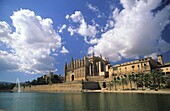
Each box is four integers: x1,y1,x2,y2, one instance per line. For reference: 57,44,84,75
144,74,151,89
37,77,46,85
128,74,134,90
51,75,61,83
131,74,138,90
113,77,117,91
135,74,140,90
117,76,121,90
32,79,37,85
160,75,169,88
136,73,144,90
121,76,127,90
150,71,161,91
107,81,113,91
0,83,15,90
165,75,170,88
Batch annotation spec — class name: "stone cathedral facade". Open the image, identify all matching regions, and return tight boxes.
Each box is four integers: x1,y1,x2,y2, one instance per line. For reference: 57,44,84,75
64,53,111,82
65,53,170,82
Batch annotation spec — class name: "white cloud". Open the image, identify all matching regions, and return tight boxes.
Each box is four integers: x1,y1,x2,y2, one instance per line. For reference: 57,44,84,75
103,8,119,32
87,3,99,12
52,53,58,56
66,11,97,39
88,0,170,62
0,9,61,74
0,50,18,71
60,46,69,54
0,21,12,44
59,24,66,33
144,52,158,59
120,0,136,10
65,15,70,19
104,20,115,32
84,37,99,44
67,26,76,36
78,20,97,37
87,3,105,18
69,11,84,22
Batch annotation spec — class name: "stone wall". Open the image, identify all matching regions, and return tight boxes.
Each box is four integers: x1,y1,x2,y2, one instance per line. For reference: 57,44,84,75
20,81,141,92
82,82,101,90
20,82,102,92
86,76,105,82
21,83,82,92
104,81,138,91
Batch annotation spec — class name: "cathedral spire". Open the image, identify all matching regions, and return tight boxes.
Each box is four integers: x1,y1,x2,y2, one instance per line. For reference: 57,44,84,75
100,54,102,59
71,57,74,62
92,52,95,57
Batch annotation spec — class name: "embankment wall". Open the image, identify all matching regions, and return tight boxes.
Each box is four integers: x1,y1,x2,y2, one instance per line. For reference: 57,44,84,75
21,83,82,92
20,82,101,92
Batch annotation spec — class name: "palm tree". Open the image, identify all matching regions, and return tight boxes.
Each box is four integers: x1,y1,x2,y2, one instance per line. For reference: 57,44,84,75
144,74,151,89
160,75,169,88
135,73,141,90
139,73,144,90
107,81,113,91
165,75,170,88
124,74,129,89
128,74,133,90
117,76,121,90
121,76,127,90
113,77,117,91
150,71,160,91
131,74,138,90
136,73,145,90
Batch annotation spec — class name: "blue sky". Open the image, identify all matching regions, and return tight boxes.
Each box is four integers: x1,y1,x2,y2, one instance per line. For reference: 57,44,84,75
0,0,170,82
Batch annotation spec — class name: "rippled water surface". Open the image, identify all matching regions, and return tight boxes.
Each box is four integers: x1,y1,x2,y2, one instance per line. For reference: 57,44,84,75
0,92,170,111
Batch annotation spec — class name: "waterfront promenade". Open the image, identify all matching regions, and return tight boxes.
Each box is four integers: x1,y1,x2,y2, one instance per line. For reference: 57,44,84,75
83,89,170,94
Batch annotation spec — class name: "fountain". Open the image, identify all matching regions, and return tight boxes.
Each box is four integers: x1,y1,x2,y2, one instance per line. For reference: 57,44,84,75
16,78,21,92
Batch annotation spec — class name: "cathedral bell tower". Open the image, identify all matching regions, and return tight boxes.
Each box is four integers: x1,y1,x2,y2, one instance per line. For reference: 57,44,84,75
64,62,67,81
157,55,164,65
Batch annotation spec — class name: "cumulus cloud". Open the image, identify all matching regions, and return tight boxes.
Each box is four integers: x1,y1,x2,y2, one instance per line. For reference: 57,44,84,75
0,50,18,71
65,15,70,19
87,3,105,18
88,0,170,62
59,24,66,33
87,3,99,12
66,11,97,43
60,46,69,54
0,9,61,74
144,52,158,59
67,26,76,36
84,37,99,44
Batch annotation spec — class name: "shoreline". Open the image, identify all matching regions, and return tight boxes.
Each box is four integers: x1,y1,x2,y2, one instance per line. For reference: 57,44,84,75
0,90,13,92
83,89,170,94
8,89,170,94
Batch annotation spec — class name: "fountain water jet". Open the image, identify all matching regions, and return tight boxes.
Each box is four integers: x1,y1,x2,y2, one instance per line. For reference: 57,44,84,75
16,78,21,92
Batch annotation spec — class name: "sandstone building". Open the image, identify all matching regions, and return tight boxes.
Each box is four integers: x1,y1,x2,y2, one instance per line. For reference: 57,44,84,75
109,55,170,79
65,54,169,82
64,53,111,82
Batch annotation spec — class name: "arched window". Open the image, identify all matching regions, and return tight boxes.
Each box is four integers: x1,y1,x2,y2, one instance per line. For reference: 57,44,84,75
71,75,74,81
138,65,140,70
132,66,135,71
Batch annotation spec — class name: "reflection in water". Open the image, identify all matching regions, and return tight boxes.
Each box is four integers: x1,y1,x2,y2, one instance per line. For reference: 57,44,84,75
0,92,170,111
63,93,170,111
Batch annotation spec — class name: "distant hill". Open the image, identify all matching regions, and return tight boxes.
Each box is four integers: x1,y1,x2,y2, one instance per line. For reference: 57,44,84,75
0,81,14,84
0,82,15,91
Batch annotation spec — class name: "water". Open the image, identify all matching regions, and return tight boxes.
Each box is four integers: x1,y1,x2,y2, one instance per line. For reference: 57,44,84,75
0,92,170,111
16,78,21,93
